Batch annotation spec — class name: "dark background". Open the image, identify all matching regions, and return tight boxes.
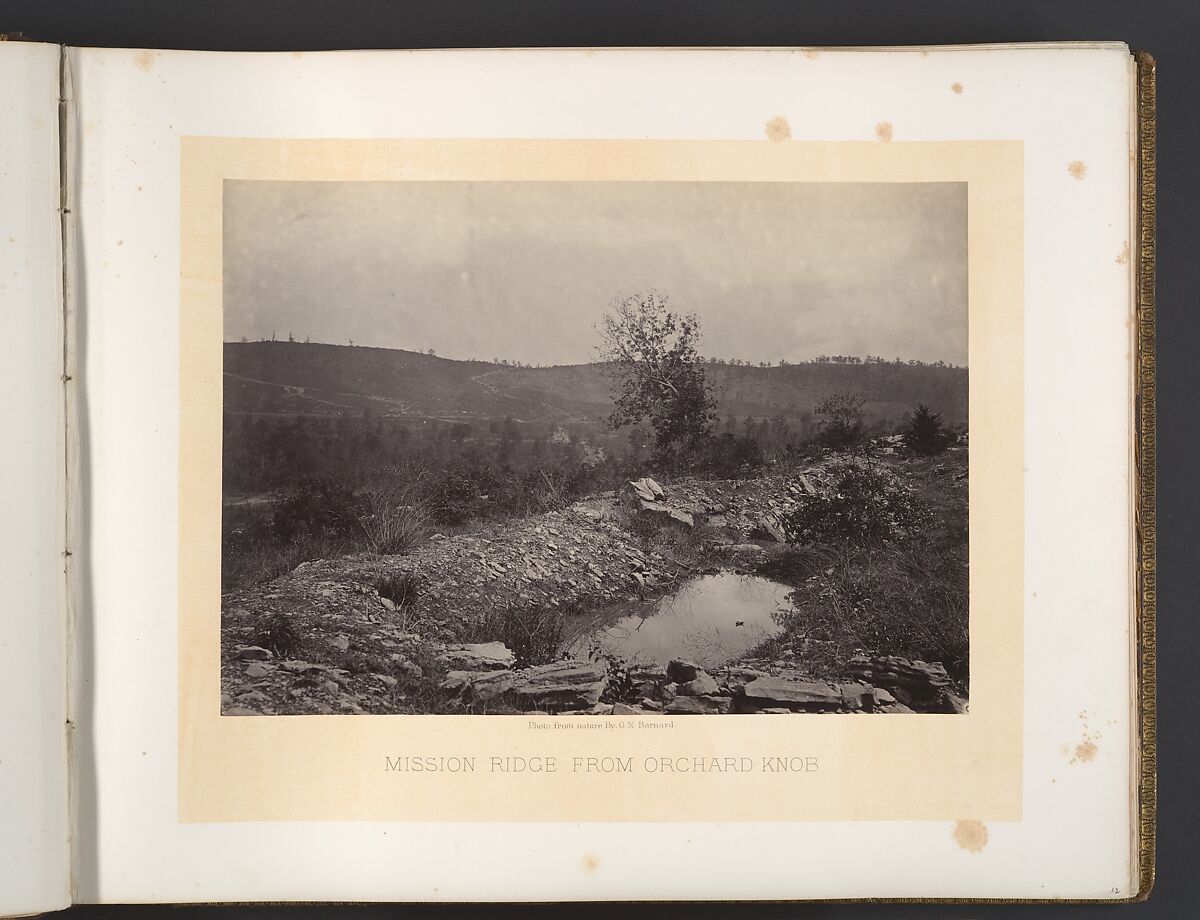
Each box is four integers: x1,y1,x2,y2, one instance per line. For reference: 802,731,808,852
1,1,1193,918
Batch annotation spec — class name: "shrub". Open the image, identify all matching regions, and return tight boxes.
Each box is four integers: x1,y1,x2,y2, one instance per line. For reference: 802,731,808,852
377,571,421,608
253,613,304,659
814,392,866,449
903,403,954,455
358,479,431,555
783,461,930,546
684,433,766,478
272,479,362,543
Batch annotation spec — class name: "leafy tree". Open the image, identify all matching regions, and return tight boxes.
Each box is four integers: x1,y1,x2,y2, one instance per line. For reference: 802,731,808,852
815,392,866,449
903,403,954,455
597,291,717,456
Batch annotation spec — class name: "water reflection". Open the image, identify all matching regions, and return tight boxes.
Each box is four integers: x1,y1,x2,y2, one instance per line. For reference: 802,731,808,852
568,571,792,669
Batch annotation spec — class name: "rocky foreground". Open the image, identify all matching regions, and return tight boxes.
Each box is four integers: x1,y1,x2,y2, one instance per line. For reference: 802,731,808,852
221,449,967,716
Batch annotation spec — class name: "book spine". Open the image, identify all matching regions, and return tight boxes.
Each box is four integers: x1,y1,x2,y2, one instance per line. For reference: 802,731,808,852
1132,48,1157,904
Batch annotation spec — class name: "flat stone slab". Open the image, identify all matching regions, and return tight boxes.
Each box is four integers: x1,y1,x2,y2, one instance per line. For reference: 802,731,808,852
443,642,516,671
739,676,843,712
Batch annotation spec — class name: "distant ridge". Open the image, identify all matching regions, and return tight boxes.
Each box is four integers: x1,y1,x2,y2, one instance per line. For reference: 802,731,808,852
223,340,967,426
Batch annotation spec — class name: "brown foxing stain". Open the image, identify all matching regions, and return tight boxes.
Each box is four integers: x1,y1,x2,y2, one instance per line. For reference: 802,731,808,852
291,50,304,59
117,240,124,247
874,121,893,142
765,116,792,142
133,50,157,73
951,82,964,95
581,854,600,874
953,820,988,853
1116,241,1130,264
1068,713,1101,764
802,50,819,60
1067,160,1088,180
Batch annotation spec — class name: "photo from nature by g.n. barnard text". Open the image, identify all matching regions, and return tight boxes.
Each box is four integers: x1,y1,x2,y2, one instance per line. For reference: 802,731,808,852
220,180,969,717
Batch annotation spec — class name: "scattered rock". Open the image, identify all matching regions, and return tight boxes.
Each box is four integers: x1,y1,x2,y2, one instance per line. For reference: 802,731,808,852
666,659,700,683
679,672,719,696
393,658,423,682
612,703,641,715
233,645,271,661
224,706,260,716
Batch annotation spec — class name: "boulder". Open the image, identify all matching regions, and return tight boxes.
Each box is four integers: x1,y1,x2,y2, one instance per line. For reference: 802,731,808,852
679,672,719,696
244,662,274,679
509,661,608,712
795,474,818,496
666,659,700,683
665,695,731,714
639,500,694,528
612,703,641,715
233,645,271,661
443,642,516,671
839,682,875,712
628,477,666,502
738,676,843,712
751,514,788,544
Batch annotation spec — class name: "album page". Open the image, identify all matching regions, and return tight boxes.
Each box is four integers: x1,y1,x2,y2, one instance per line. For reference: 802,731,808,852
69,44,1139,902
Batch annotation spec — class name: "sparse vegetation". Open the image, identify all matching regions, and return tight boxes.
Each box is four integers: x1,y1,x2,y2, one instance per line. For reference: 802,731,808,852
814,392,866,449
758,452,969,683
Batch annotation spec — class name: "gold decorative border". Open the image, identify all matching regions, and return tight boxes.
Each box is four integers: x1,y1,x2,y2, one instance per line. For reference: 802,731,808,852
1133,48,1158,902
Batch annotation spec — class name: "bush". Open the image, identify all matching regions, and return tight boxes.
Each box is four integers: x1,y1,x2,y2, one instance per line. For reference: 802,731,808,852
358,479,431,555
814,392,866,449
783,461,929,546
903,403,954,455
272,479,362,543
683,433,766,478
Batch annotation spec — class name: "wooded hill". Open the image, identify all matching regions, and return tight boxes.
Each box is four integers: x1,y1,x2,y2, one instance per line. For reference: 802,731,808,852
224,341,967,429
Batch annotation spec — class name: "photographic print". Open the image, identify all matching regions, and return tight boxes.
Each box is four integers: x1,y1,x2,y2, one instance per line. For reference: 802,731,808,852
219,180,969,717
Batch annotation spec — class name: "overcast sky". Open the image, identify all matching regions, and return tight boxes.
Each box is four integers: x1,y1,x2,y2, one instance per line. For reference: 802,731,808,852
224,180,967,366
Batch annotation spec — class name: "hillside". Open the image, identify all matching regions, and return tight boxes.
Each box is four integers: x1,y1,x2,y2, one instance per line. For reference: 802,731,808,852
224,341,967,427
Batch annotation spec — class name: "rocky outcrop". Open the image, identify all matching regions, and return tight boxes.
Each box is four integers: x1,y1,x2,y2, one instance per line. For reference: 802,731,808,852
842,655,956,710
